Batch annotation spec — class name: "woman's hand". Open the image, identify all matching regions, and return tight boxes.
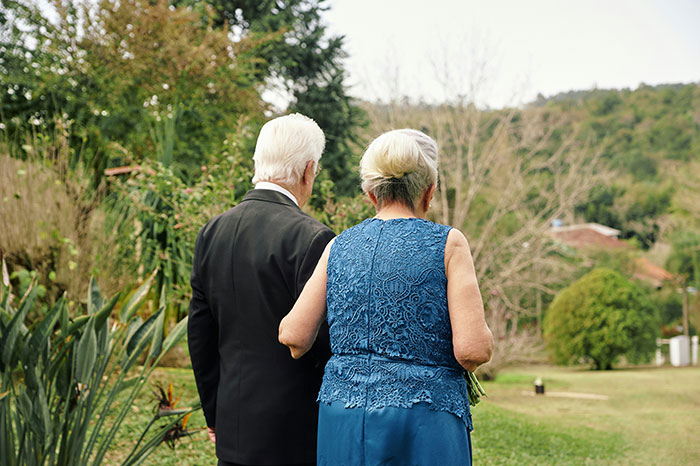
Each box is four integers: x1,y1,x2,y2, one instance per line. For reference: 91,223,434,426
279,239,334,358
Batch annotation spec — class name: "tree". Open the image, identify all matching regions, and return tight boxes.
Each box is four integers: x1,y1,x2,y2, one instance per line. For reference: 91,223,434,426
544,268,659,370
364,99,608,378
666,159,700,334
666,231,700,336
1,0,265,181
175,0,367,195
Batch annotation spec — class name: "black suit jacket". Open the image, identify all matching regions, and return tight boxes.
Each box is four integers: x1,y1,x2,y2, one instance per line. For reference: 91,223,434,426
188,189,335,465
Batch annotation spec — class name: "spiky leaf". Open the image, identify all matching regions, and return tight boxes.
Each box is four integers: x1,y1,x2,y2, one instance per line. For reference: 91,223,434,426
74,318,97,384
119,271,156,323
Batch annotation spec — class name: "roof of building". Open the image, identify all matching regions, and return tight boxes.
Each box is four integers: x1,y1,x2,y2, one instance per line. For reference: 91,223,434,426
633,257,675,287
549,223,674,286
549,226,627,250
550,223,621,237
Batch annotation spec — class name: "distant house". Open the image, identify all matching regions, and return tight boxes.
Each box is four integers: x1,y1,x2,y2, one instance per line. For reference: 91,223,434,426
549,222,674,288
549,223,626,249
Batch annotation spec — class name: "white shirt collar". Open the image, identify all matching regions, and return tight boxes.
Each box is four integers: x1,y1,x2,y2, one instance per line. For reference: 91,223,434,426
254,181,299,206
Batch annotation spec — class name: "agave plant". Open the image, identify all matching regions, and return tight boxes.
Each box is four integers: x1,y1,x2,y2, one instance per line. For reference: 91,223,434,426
0,260,198,466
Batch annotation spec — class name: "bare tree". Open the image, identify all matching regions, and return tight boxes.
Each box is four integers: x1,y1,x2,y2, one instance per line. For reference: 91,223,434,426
363,86,609,377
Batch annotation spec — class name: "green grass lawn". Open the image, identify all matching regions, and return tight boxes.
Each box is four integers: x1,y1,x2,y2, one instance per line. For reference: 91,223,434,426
109,364,700,465
473,365,700,465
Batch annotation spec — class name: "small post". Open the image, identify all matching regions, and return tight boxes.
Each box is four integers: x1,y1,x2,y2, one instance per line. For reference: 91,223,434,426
534,377,545,395
692,335,698,366
655,338,665,366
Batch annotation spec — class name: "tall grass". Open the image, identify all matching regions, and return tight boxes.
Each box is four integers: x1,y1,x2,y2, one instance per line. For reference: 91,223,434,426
0,124,134,303
0,154,87,297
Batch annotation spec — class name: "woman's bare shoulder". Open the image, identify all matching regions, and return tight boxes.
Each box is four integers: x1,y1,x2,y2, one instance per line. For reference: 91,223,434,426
446,227,469,257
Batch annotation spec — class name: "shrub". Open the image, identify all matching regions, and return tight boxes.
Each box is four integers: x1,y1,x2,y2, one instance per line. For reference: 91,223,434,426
0,262,196,465
1,0,267,181
0,154,89,301
543,267,659,370
103,136,373,322
0,150,133,303
105,140,255,318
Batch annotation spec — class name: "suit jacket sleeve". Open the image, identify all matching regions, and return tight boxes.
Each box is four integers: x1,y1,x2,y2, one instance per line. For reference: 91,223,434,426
296,227,336,370
187,227,219,428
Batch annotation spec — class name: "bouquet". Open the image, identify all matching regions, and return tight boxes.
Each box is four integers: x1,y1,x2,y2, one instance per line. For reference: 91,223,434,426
466,371,487,407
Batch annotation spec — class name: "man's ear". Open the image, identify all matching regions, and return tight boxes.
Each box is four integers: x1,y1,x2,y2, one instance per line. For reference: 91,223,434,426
302,160,315,184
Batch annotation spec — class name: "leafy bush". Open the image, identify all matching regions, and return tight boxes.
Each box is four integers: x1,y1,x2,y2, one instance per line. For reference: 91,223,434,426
105,138,255,317
667,230,700,286
0,154,98,301
104,136,375,320
543,268,659,370
1,0,267,181
0,262,196,465
308,177,375,234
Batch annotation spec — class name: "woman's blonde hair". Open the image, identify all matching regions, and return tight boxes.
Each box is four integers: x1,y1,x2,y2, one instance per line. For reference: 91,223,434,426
360,129,438,210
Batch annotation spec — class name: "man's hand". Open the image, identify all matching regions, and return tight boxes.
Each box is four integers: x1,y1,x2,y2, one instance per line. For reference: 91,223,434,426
207,426,216,444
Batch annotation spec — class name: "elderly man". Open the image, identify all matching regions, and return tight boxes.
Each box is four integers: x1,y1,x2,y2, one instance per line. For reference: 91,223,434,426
188,114,335,466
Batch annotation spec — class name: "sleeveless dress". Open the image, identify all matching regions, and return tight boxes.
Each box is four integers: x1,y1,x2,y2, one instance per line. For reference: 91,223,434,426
317,218,473,466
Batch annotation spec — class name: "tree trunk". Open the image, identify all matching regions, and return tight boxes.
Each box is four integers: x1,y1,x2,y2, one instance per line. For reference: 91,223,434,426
683,277,689,337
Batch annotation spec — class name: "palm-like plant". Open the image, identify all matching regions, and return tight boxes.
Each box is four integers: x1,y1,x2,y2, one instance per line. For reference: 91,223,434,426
0,260,197,465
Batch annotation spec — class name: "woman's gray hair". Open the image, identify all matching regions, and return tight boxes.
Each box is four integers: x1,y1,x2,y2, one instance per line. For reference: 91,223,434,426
252,113,325,185
360,129,438,210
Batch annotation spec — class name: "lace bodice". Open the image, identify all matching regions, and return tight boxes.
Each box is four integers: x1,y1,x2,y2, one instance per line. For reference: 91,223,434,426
318,218,471,425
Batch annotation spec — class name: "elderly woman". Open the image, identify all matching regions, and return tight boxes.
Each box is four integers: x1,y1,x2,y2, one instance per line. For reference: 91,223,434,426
279,129,493,465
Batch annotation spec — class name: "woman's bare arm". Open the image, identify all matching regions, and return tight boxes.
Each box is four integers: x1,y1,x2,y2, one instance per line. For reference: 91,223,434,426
445,229,493,372
279,239,335,359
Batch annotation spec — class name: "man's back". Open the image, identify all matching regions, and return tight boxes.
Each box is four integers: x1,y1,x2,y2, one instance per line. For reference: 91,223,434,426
188,189,334,465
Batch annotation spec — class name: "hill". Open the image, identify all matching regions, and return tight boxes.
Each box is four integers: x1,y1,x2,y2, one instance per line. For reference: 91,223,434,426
538,83,700,248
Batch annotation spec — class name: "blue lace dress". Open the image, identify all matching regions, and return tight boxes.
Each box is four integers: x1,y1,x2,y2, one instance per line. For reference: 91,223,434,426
317,218,472,466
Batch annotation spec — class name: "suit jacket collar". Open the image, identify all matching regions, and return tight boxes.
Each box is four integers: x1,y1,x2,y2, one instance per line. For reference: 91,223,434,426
240,189,302,210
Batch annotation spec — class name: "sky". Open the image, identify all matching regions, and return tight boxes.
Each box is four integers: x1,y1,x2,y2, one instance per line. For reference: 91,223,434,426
323,0,700,108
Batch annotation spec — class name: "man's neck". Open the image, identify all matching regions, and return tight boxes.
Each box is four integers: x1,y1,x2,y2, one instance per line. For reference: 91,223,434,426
255,181,302,206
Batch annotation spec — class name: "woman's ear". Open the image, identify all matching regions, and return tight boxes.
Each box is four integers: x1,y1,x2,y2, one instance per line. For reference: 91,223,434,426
423,184,437,212
367,192,379,209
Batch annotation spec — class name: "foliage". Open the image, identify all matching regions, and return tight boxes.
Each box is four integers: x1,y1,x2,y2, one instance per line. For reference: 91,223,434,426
666,230,700,334
547,84,700,248
576,181,674,249
288,62,368,196
307,178,375,234
0,153,105,302
176,0,368,195
544,268,659,370
103,367,215,464
0,0,267,182
667,231,700,286
105,133,255,315
0,262,196,465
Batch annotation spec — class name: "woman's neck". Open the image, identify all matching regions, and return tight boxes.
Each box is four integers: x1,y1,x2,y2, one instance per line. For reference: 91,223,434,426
374,202,424,220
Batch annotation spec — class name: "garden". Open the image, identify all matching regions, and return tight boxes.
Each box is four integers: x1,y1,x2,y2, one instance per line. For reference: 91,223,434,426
2,0,700,464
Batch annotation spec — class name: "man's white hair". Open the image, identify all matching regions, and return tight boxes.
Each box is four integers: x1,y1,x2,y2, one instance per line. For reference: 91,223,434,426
252,113,325,185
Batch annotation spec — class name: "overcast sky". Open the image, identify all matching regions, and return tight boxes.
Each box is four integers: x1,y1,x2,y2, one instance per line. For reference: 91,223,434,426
323,0,700,108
